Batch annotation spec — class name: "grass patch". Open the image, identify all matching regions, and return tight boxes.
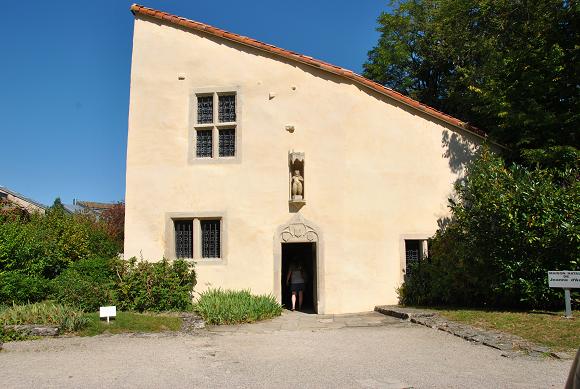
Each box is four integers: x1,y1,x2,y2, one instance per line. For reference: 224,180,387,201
0,303,182,340
195,288,283,325
78,311,182,336
0,302,88,332
436,308,580,351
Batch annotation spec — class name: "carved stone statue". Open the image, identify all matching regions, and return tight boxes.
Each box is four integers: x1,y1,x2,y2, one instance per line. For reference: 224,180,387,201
289,151,305,202
291,170,304,200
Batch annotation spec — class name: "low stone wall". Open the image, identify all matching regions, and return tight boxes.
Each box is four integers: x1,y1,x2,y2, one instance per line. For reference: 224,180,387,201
3,325,60,337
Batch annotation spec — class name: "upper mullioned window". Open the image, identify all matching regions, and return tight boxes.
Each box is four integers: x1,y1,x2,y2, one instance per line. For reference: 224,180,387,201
190,90,238,162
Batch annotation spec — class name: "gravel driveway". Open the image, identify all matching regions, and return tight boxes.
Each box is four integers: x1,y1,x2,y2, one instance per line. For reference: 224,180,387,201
0,312,572,388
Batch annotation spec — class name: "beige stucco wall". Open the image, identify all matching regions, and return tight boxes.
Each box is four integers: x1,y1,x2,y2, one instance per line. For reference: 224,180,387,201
125,15,487,314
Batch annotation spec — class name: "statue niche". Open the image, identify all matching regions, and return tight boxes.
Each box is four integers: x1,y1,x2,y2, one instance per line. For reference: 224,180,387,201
289,151,305,203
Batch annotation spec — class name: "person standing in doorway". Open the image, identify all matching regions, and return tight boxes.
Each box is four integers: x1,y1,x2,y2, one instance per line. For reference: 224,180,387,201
286,261,306,311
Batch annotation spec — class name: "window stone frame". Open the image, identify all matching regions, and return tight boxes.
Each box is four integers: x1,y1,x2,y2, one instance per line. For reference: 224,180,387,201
188,87,241,165
165,211,227,265
399,233,430,281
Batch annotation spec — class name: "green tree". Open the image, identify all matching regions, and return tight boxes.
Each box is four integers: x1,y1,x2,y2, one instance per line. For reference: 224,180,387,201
51,197,65,212
364,0,579,154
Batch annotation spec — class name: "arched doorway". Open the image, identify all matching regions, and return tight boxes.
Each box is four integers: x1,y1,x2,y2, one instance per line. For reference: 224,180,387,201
274,214,324,313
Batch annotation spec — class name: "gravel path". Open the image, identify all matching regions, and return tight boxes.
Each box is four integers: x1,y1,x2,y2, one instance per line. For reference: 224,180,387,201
0,313,572,388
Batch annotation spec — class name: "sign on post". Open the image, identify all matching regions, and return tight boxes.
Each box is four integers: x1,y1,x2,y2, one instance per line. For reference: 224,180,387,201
548,271,580,319
99,306,117,323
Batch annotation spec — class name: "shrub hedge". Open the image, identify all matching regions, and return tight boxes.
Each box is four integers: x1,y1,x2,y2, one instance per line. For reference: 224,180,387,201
0,272,49,305
0,206,118,281
0,202,197,312
113,258,196,312
399,148,579,309
50,257,116,312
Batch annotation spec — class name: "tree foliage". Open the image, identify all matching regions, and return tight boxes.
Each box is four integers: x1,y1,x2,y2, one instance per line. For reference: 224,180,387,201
100,203,125,253
0,206,118,280
0,201,118,304
364,0,579,153
399,148,579,308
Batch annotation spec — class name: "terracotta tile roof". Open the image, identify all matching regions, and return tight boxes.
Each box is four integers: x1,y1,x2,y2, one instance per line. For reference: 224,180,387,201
76,201,116,210
130,4,489,140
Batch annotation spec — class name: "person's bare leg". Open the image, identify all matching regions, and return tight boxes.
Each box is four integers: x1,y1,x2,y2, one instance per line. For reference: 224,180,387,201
298,290,303,310
291,291,296,310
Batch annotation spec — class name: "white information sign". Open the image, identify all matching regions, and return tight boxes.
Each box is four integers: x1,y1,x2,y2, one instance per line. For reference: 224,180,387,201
548,271,580,289
99,306,117,323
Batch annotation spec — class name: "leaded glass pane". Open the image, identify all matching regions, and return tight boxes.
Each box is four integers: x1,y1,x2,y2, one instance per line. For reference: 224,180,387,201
174,220,193,258
196,130,212,158
405,240,421,278
201,220,220,258
219,129,235,157
218,95,236,122
197,95,213,124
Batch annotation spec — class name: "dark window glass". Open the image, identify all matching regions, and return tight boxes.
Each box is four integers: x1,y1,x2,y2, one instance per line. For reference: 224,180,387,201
201,220,220,258
196,130,212,158
218,129,235,157
197,95,213,124
218,95,236,122
174,220,193,258
405,240,421,278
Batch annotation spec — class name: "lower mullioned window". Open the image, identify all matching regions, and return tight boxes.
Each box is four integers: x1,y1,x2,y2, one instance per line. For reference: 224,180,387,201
173,218,221,259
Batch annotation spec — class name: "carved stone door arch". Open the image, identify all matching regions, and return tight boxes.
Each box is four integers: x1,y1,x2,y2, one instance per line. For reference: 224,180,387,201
273,213,325,313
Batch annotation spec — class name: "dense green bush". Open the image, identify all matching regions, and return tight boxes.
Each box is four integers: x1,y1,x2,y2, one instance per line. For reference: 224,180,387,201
0,272,50,305
400,148,579,309
0,203,120,305
195,288,283,325
0,207,118,281
0,302,89,332
51,257,196,312
51,257,116,312
1,199,197,312
113,258,196,312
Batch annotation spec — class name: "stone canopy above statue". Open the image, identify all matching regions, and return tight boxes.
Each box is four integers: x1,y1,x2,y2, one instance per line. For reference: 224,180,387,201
289,151,305,205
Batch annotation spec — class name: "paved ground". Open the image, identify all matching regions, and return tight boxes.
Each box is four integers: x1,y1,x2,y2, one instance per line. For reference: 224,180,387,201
207,310,396,333
0,311,572,388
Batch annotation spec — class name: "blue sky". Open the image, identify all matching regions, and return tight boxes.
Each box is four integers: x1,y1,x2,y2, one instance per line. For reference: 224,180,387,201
0,1,386,206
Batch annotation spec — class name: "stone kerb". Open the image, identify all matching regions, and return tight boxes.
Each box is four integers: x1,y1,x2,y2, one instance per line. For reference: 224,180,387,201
375,305,572,359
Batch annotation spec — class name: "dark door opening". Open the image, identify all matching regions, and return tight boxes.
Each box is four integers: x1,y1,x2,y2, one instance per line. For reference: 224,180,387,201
281,242,317,313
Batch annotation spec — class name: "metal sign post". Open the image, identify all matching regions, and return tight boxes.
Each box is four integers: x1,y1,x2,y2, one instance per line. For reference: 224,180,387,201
548,271,579,319
564,289,572,318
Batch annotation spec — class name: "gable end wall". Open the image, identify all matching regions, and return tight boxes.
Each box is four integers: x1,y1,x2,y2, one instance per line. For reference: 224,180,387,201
125,16,486,313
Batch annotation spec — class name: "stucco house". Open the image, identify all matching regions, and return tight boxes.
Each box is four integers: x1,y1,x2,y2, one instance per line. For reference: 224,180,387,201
0,186,46,215
125,5,497,314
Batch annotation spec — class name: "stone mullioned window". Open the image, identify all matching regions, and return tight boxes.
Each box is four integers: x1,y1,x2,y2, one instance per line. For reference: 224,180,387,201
192,91,237,160
173,218,222,259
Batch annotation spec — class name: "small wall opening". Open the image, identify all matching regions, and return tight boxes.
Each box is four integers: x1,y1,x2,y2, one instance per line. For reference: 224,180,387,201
404,239,428,280
281,242,317,313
